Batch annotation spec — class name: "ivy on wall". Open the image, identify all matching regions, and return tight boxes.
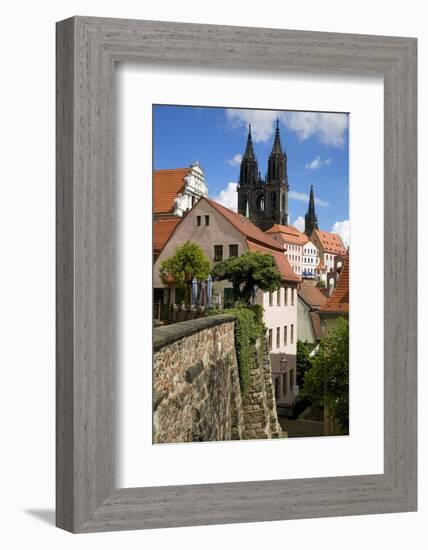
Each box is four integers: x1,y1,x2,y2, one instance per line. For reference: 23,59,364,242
210,305,265,394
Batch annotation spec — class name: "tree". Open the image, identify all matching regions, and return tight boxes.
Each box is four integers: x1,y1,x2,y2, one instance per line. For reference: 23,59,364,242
211,251,281,305
301,318,349,431
159,241,210,304
296,340,313,387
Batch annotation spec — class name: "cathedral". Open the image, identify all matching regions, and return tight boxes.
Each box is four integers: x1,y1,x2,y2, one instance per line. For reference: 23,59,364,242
237,120,289,231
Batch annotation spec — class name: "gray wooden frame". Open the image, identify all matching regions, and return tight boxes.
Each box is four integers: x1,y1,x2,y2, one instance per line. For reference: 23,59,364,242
56,16,417,533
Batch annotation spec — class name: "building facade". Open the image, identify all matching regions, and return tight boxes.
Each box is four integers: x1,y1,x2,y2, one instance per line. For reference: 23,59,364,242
302,240,320,278
265,224,306,276
237,121,289,231
310,228,347,288
153,197,300,408
153,162,208,219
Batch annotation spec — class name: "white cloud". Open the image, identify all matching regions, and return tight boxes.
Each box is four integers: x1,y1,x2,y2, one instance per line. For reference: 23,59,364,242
212,182,238,212
225,109,280,143
293,216,305,232
305,156,332,171
331,220,350,248
282,112,348,147
227,153,242,167
289,190,330,208
226,109,348,148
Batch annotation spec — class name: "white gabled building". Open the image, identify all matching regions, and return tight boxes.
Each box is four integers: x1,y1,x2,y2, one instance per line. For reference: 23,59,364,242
310,228,347,287
302,240,320,278
265,224,307,277
153,162,208,219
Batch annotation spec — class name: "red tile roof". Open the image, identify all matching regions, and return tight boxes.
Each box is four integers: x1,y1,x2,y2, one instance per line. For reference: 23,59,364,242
203,198,299,283
266,224,309,246
247,241,300,283
153,168,191,214
204,198,285,252
298,282,328,309
310,312,324,340
319,255,349,314
153,217,182,253
312,229,347,256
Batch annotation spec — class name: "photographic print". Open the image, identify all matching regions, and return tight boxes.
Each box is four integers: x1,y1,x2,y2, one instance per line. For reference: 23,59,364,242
153,105,349,443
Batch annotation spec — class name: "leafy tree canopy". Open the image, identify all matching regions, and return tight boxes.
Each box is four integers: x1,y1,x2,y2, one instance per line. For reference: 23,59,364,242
211,251,281,304
159,241,210,288
296,340,313,387
301,317,349,431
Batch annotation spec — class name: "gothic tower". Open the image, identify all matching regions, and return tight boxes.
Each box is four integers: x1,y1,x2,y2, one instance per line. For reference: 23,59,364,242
237,120,289,232
265,119,289,228
237,124,259,216
304,185,319,236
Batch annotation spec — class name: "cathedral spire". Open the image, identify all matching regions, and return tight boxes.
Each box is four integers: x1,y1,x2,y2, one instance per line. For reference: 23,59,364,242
244,124,255,158
267,119,287,185
238,124,259,190
271,118,283,155
304,185,319,236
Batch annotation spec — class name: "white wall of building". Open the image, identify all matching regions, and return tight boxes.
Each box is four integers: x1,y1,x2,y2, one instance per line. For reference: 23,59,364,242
285,243,303,275
257,285,298,404
174,163,208,216
302,241,320,276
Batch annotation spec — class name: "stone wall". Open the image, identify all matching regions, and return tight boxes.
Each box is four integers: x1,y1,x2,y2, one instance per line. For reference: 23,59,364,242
242,339,282,439
153,315,281,444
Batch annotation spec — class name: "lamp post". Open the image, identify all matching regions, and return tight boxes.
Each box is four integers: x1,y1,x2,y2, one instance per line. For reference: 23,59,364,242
206,274,213,308
280,355,287,373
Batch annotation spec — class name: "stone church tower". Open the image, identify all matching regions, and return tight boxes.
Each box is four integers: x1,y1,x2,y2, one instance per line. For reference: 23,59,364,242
237,120,289,231
304,184,319,236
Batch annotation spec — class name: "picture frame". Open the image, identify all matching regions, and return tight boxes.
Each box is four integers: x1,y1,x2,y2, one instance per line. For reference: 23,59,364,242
56,16,417,533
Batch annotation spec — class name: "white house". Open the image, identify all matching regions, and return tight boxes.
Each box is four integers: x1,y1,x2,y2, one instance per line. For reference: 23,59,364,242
302,240,320,278
153,162,208,219
310,229,347,290
265,224,307,277
153,197,301,407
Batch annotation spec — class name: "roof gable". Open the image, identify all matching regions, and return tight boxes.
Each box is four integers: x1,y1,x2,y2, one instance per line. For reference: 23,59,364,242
312,229,347,255
266,223,309,246
153,217,182,252
319,255,349,314
204,198,285,251
153,168,191,214
298,282,328,309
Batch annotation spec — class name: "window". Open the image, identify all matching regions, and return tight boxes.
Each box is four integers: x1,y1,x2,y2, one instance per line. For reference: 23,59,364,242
290,324,294,344
205,215,210,226
276,327,280,348
282,373,287,395
214,245,223,261
269,291,273,307
290,368,294,390
268,329,273,351
196,215,201,226
284,287,288,306
291,288,295,306
277,287,281,306
229,244,238,258
283,325,287,346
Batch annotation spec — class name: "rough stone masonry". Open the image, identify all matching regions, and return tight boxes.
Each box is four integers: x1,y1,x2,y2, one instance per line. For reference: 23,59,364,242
153,315,282,443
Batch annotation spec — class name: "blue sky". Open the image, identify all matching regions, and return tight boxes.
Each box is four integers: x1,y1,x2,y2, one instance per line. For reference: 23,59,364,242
153,105,349,245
